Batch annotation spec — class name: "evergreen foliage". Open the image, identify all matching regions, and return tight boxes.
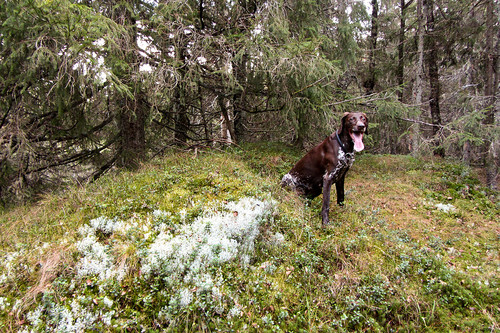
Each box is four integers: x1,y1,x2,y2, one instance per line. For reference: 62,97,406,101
0,0,498,197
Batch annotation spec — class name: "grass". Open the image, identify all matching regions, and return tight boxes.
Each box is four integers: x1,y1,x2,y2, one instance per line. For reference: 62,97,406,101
0,142,498,332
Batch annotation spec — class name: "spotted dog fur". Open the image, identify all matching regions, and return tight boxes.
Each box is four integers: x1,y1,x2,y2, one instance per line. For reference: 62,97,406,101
324,149,355,182
281,112,368,225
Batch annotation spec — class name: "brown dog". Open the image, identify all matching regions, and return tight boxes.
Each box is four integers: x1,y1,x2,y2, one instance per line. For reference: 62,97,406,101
281,112,368,225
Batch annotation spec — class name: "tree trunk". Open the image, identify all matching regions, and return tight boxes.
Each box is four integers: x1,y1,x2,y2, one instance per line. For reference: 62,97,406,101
173,88,190,145
118,96,147,169
219,96,235,145
113,2,147,168
410,0,424,155
414,0,424,107
233,52,248,142
484,0,498,189
198,84,211,142
173,40,190,146
423,0,444,157
397,0,407,101
232,0,256,143
462,140,471,165
364,0,378,94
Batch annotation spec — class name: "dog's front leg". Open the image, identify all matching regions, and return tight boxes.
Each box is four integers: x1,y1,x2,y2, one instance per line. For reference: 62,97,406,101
335,171,348,206
322,175,333,226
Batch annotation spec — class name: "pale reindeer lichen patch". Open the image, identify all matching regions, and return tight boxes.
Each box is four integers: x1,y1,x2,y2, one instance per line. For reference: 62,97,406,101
17,197,275,331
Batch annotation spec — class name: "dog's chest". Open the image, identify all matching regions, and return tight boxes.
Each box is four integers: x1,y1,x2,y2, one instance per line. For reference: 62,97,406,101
324,150,355,181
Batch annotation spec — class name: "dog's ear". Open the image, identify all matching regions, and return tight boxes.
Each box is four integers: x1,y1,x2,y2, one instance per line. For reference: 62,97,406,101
362,112,369,135
338,112,350,134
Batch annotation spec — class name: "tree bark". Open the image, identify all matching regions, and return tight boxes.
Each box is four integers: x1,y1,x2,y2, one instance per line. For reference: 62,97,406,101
484,0,498,189
173,38,190,146
423,0,444,157
233,52,248,142
113,2,147,168
219,96,235,144
118,96,147,168
414,0,424,107
411,0,424,155
364,0,379,94
397,0,407,101
173,88,190,145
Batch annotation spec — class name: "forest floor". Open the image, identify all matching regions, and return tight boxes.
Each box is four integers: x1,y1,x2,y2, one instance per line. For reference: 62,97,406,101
0,142,498,332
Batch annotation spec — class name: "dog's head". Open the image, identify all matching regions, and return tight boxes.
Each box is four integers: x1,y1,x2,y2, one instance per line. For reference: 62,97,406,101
339,112,368,152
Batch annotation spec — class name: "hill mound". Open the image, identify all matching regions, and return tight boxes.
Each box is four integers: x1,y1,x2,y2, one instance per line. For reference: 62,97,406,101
1,143,498,331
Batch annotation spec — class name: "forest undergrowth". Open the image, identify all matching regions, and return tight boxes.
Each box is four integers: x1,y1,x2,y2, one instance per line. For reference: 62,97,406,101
0,143,498,332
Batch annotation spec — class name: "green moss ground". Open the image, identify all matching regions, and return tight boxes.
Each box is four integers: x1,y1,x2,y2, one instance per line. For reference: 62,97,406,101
0,143,498,332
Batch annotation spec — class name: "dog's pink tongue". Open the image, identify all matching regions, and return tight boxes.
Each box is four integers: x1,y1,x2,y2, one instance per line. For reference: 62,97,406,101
350,133,364,152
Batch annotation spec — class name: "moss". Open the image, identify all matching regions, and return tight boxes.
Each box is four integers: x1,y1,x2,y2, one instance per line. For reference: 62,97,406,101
0,143,498,332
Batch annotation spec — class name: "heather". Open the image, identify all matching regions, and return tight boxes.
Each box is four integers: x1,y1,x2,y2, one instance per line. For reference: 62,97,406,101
0,143,498,331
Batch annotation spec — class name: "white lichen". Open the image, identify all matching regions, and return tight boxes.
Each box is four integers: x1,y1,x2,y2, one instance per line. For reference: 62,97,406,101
20,196,275,331
435,203,456,213
142,197,274,277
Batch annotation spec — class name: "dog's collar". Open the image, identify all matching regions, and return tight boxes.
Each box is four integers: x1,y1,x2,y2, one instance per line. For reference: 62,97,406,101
336,131,348,153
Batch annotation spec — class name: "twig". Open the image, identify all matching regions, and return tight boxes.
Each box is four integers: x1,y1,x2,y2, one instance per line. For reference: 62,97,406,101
395,116,444,128
293,77,327,95
325,93,380,106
